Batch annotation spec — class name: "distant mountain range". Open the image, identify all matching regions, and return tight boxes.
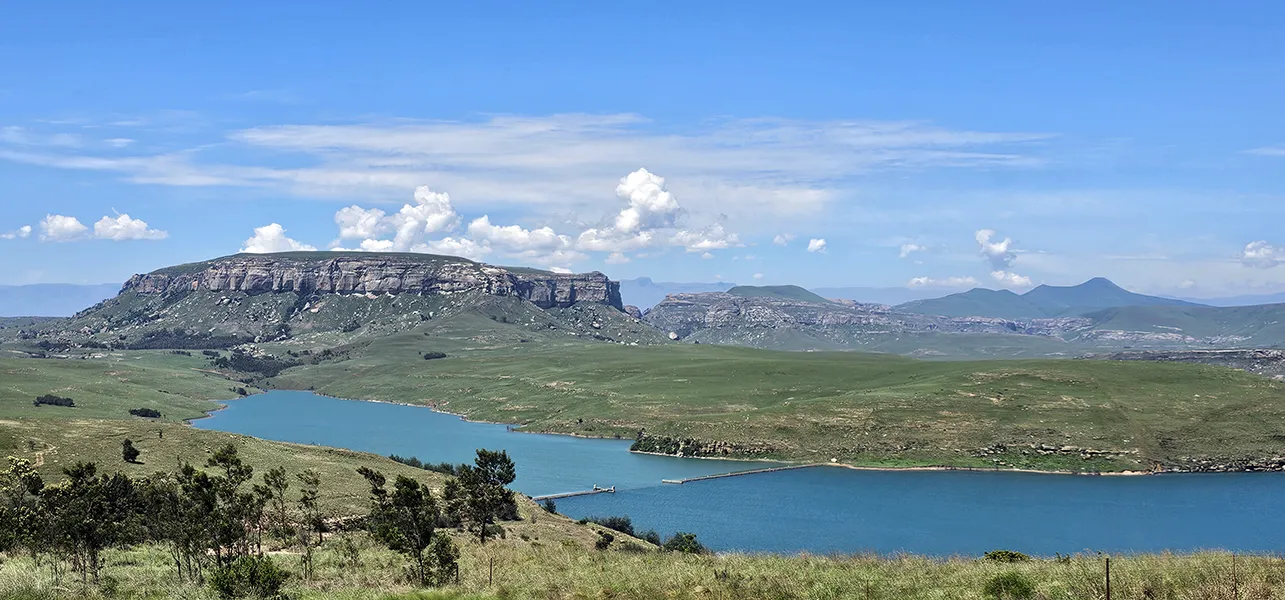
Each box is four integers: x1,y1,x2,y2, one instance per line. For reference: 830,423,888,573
618,277,735,310
0,283,121,317
10,265,1285,359
895,278,1204,319
1166,292,1285,307
810,286,947,306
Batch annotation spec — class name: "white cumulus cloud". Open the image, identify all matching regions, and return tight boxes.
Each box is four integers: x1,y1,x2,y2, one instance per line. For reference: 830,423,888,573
975,229,1016,269
415,236,490,261
1239,240,1281,269
907,276,979,288
899,243,927,258
0,225,31,240
991,270,1033,287
604,252,630,264
93,213,168,240
548,266,573,274
332,186,460,252
807,238,827,253
573,168,741,259
753,273,764,279
39,214,89,242
773,233,795,246
240,223,316,253
613,168,683,233
670,221,741,253
466,215,583,264
334,205,388,240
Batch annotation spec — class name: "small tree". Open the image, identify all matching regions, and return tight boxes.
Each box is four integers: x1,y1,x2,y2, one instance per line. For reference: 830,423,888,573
456,449,517,544
205,444,259,567
259,467,291,542
121,439,141,464
662,532,708,554
0,457,44,555
41,462,140,583
295,469,323,580
358,467,456,587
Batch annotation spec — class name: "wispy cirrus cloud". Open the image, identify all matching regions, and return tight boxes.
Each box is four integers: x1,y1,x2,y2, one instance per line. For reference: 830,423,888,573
0,113,1054,226
1245,146,1285,157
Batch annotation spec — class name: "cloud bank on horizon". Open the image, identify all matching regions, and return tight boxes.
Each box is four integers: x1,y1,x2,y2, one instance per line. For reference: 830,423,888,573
2,111,1283,296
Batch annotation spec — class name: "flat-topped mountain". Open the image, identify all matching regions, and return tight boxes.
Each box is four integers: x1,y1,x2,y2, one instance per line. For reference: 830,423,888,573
643,289,1088,354
10,252,666,350
618,277,735,310
726,285,833,304
124,251,622,309
897,277,1203,319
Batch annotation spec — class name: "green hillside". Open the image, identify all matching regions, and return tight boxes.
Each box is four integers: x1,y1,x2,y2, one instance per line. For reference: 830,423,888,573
1081,302,1285,343
1023,277,1202,312
271,335,1285,472
895,288,1046,319
897,278,1208,320
727,285,833,303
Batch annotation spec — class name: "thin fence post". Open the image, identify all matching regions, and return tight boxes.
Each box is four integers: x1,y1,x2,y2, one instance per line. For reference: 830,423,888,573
489,556,494,586
865,579,870,600
1233,553,1238,600
1105,556,1111,600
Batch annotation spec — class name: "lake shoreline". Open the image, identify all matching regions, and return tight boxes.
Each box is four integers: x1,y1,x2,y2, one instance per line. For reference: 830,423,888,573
201,389,1171,477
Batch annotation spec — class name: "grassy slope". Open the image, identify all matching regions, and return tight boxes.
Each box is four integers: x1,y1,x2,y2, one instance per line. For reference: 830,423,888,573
273,335,1285,471
0,353,649,553
1083,303,1285,342
1022,278,1201,312
727,285,833,304
895,288,1047,319
0,537,1275,599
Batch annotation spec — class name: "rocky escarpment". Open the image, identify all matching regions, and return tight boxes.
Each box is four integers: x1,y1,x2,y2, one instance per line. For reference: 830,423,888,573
643,292,1090,343
123,253,623,310
1095,349,1285,380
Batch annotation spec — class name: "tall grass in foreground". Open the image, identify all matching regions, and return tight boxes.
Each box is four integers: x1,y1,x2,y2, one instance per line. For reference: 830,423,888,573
4,533,1285,600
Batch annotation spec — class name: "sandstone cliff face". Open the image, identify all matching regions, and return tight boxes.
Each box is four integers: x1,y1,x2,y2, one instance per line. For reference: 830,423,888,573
122,254,623,310
643,292,1091,339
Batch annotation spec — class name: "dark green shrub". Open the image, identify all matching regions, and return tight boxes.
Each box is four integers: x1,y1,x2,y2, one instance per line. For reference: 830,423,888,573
121,439,141,463
541,499,557,513
594,530,614,550
984,550,1031,563
208,555,289,599
33,394,74,407
585,515,634,537
662,532,708,554
422,351,447,360
983,571,1035,600
640,530,662,546
129,408,161,418
618,541,647,553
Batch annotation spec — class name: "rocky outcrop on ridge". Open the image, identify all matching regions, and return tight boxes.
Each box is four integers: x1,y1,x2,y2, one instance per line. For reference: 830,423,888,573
123,253,623,310
643,292,1091,341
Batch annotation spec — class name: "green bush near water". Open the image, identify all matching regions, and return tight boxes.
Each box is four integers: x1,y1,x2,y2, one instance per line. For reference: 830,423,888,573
983,571,1036,600
208,555,290,599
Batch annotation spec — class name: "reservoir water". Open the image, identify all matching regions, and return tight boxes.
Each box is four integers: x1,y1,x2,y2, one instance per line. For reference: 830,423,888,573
195,390,1285,556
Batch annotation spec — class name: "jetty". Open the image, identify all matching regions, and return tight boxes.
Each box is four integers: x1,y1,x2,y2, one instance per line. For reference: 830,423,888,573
662,463,827,484
531,485,615,501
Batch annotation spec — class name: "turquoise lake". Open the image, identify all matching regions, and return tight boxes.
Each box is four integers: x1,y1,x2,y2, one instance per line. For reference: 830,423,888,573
194,390,1285,555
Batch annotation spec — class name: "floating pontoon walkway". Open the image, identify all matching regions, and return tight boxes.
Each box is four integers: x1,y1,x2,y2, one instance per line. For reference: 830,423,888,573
531,485,615,501
661,463,827,484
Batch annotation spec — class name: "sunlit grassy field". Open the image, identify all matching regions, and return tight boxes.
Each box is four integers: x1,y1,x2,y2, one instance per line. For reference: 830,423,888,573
275,335,1285,471
0,537,1274,600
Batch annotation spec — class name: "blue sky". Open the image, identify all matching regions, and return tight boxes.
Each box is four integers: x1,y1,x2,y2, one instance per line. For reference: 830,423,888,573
2,1,1284,296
